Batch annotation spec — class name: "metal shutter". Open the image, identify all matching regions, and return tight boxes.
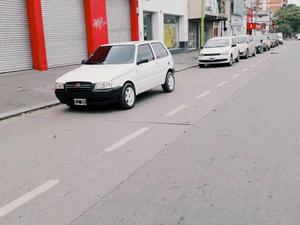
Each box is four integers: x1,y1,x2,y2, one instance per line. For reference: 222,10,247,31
107,0,131,43
0,1,32,74
41,0,87,68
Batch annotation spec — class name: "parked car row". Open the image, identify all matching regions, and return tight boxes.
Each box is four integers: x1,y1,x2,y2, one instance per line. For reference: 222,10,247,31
54,33,284,110
198,33,283,68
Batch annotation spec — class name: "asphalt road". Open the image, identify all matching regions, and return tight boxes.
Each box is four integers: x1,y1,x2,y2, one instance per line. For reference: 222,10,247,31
0,41,299,225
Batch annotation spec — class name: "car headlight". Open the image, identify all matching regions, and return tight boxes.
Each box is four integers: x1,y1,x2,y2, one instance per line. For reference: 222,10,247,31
95,81,113,89
220,51,229,55
55,82,64,89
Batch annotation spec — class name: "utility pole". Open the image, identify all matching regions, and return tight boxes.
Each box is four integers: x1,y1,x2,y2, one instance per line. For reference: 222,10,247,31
201,0,206,48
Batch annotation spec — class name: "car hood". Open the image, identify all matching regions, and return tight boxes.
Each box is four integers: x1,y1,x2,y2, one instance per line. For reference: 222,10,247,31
201,47,230,54
56,64,135,83
237,43,247,50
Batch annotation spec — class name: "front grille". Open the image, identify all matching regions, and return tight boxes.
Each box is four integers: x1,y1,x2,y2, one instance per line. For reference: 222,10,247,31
65,82,93,92
204,53,221,56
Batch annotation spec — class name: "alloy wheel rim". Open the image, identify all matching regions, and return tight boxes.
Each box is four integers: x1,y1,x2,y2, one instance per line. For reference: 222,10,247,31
125,87,135,106
167,74,175,90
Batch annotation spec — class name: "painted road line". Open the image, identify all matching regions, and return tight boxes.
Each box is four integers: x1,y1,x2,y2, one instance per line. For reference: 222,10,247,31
231,73,241,79
0,180,59,218
165,105,187,117
242,68,249,72
217,81,228,88
196,90,211,99
104,127,150,152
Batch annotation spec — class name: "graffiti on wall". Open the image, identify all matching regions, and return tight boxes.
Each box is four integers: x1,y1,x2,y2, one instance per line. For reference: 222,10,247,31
93,17,106,30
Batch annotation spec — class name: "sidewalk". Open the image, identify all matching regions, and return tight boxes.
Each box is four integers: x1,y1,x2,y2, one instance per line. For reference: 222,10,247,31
0,50,199,120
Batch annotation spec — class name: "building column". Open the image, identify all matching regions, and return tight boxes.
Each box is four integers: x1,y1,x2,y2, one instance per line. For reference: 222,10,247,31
130,0,139,41
26,0,48,71
84,0,109,56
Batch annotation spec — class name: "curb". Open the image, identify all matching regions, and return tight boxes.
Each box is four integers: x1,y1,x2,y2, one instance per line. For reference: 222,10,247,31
0,64,198,121
175,64,198,72
0,100,60,121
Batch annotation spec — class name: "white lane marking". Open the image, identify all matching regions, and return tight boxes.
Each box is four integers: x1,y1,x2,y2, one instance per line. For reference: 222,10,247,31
165,105,187,117
217,81,228,88
104,127,150,152
242,68,249,72
196,90,211,99
231,73,241,79
0,180,59,218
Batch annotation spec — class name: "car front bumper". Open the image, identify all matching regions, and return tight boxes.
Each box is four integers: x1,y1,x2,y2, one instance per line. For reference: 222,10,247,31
55,87,123,106
198,55,230,64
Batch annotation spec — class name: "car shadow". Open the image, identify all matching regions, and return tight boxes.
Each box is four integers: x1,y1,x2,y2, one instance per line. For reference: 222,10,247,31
62,88,164,114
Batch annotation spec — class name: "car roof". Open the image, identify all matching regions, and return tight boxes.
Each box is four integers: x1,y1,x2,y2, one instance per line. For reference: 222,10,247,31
102,41,162,46
209,37,231,41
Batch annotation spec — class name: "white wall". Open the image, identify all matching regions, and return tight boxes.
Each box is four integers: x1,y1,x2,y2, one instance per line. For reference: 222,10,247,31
138,0,188,44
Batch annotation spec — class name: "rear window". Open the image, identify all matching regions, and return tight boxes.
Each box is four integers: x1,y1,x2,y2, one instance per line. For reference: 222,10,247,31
151,42,169,59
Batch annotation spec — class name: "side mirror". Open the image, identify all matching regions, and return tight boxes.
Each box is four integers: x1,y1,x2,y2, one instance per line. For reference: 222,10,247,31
81,60,86,64
137,58,149,65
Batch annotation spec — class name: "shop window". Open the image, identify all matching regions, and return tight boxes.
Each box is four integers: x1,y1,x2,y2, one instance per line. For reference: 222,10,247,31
164,14,180,49
143,12,153,41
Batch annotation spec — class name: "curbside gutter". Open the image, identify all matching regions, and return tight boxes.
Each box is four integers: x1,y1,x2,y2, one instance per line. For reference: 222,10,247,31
0,101,60,121
0,64,198,121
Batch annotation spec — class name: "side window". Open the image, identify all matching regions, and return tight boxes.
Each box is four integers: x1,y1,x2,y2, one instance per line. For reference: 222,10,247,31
151,42,169,59
137,44,154,63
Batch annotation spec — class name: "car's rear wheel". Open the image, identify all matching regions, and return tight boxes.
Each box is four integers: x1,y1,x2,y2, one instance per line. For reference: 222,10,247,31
162,71,175,92
119,83,136,109
252,50,256,57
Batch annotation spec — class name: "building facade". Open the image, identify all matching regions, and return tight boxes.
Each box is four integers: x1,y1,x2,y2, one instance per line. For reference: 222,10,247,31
0,0,139,74
188,0,228,49
139,0,188,51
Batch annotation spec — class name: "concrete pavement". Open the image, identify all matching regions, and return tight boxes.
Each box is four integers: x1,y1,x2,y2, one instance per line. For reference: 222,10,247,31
0,50,199,120
0,41,297,225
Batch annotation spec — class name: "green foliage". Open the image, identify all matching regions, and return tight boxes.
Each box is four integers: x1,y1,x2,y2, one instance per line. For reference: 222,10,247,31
274,4,300,34
278,23,293,34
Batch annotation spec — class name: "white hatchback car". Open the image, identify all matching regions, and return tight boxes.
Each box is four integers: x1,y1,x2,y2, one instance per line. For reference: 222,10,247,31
55,41,175,109
198,37,239,67
235,35,256,58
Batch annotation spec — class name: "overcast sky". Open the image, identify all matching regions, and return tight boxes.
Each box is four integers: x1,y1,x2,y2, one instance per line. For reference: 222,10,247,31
288,0,300,5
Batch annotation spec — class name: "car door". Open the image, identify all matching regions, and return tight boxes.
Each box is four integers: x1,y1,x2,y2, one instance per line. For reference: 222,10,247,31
136,44,160,93
249,36,255,54
150,42,171,85
231,38,238,59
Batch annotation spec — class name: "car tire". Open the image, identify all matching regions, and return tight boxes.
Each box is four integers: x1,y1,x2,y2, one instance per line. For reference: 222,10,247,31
162,71,175,93
228,55,233,66
119,83,136,110
252,51,256,57
199,64,205,68
245,49,249,59
235,54,240,62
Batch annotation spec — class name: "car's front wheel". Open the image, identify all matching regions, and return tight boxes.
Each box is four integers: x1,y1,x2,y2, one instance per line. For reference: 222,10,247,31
235,53,240,62
162,71,175,92
119,83,136,109
228,55,233,66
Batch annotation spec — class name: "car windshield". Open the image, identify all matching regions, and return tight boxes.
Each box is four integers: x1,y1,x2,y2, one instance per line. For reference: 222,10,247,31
205,39,230,48
236,36,247,44
84,45,135,65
